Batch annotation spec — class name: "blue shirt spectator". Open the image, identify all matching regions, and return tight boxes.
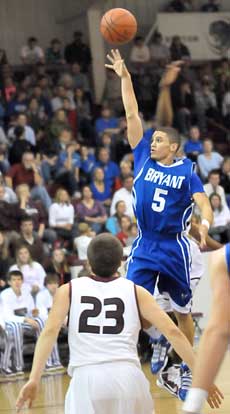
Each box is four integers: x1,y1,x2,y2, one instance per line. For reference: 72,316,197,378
80,146,96,175
184,126,203,161
90,167,112,202
95,147,120,189
95,108,119,136
197,138,223,181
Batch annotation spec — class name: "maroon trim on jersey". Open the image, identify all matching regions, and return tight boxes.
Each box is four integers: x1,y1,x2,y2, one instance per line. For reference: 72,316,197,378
88,274,121,283
134,284,143,329
66,281,72,327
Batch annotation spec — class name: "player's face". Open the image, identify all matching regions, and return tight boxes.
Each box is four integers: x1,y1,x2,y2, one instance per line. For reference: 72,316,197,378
150,131,176,161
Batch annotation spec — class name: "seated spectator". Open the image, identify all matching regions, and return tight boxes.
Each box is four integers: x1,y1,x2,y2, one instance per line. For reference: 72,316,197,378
74,185,107,234
27,97,48,133
95,107,119,137
209,193,230,243
90,167,112,208
114,120,132,163
56,142,81,195
3,76,17,102
204,170,227,206
103,68,123,115
51,85,67,113
0,143,10,174
49,189,75,242
172,79,195,135
74,222,93,261
62,97,77,137
106,200,126,235
1,270,62,372
116,215,132,246
46,38,64,64
8,113,36,146
166,0,193,12
0,189,26,235
170,36,190,61
197,138,223,181
114,160,133,190
20,37,44,65
14,216,45,264
8,126,33,165
64,31,92,71
150,32,170,63
220,157,230,204
40,151,59,186
36,273,59,320
95,147,120,189
9,245,46,294
129,36,150,65
74,87,95,145
45,248,71,285
31,85,52,118
99,132,115,159
79,146,96,183
71,63,90,91
0,232,13,292
195,77,219,133
183,126,203,161
110,175,134,219
6,90,28,118
201,0,220,12
5,151,52,211
50,108,70,139
0,175,17,203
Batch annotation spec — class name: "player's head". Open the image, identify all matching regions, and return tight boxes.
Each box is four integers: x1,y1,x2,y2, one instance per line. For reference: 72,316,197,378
150,127,181,161
87,233,123,278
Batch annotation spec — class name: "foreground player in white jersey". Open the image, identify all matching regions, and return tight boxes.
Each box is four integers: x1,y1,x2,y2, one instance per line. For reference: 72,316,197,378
183,244,229,414
16,234,222,413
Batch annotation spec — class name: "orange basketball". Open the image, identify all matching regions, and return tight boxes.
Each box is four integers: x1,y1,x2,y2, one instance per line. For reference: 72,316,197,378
100,8,137,45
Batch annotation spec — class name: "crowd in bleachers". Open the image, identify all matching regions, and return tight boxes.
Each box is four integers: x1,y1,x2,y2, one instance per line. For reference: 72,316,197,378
0,23,230,376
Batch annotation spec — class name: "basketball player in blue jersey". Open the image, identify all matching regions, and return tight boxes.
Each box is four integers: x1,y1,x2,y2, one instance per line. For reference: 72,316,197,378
183,244,229,414
105,49,213,398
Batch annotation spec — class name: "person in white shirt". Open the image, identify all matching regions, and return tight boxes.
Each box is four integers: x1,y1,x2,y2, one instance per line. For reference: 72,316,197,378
20,37,44,65
8,113,36,146
209,192,230,243
110,175,134,219
49,188,75,241
9,245,46,294
36,274,59,320
15,234,221,413
204,169,227,206
1,270,61,373
130,36,150,64
74,222,93,260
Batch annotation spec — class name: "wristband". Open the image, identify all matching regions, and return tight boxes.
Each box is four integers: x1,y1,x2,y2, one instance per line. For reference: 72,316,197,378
201,219,210,230
183,388,208,413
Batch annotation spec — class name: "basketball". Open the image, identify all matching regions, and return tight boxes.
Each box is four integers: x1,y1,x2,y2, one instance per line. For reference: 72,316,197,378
100,8,137,45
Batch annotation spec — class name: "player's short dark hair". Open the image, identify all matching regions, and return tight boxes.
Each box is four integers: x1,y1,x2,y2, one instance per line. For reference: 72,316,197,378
156,127,181,149
87,233,123,278
44,273,59,286
8,270,23,281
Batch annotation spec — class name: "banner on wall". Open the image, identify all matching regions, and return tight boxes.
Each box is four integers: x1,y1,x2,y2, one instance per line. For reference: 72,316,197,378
157,12,230,60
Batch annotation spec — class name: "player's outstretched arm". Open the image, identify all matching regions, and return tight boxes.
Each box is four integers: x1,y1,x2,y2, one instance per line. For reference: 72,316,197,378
105,49,143,148
16,284,70,412
183,247,228,413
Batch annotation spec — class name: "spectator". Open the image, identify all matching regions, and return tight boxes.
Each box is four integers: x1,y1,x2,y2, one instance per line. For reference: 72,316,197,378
0,189,26,234
110,175,134,219
64,31,92,72
195,77,218,132
71,62,90,91
50,108,70,139
36,273,60,320
56,142,81,195
74,88,95,145
150,32,170,63
31,85,52,118
46,38,64,65
103,69,123,115
0,177,17,203
209,193,230,243
201,0,220,12
5,151,52,211
6,90,28,118
27,97,47,133
220,157,230,204
8,126,33,165
197,138,223,181
15,216,45,263
8,113,36,146
49,189,75,242
0,232,13,292
116,215,132,246
166,0,193,12
40,151,59,186
9,244,46,294
62,97,77,137
20,37,45,65
114,160,133,190
183,126,203,161
170,36,191,61
74,222,93,261
79,146,96,182
221,82,230,128
51,86,67,113
95,107,119,137
74,185,107,234
0,144,10,174
95,147,120,189
3,76,17,102
45,248,71,285
105,200,126,235
204,170,227,206
172,79,195,135
90,167,112,207
130,36,150,64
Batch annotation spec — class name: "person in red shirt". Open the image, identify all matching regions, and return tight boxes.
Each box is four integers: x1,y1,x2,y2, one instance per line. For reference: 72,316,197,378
116,214,132,246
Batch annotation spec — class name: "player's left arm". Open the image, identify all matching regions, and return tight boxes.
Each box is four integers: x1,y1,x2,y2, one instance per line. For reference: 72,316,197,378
16,284,70,411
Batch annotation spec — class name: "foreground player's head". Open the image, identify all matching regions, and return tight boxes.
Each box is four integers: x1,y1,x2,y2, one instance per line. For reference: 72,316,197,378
150,127,181,162
87,233,123,278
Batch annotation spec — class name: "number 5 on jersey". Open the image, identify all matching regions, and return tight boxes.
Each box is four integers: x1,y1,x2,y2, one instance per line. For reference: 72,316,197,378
152,188,168,212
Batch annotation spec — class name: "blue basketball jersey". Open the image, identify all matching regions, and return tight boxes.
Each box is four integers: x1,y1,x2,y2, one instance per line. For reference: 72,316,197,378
225,243,230,274
132,137,204,237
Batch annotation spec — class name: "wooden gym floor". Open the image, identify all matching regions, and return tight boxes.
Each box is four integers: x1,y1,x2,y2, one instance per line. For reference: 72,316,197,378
0,353,229,414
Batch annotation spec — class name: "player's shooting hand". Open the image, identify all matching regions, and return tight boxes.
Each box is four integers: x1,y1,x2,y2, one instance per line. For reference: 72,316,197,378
16,379,39,412
207,384,224,409
105,49,129,78
198,224,208,249
160,60,183,88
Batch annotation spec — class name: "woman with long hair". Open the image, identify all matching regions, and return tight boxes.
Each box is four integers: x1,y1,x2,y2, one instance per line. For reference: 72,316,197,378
45,248,71,285
49,188,75,241
9,244,46,294
90,167,112,208
209,192,230,243
0,231,13,291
